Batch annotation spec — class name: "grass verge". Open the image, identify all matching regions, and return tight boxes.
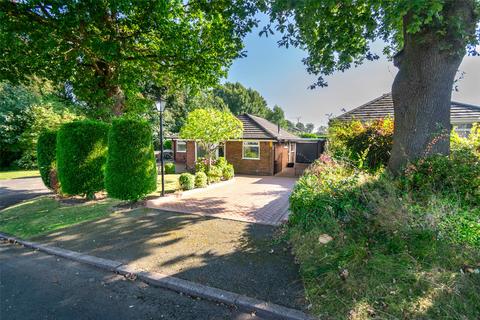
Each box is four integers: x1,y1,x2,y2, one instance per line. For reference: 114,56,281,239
0,196,119,239
149,174,180,196
0,170,40,180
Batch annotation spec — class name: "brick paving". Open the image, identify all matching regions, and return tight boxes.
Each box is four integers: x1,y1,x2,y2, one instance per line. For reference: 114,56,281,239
147,175,297,225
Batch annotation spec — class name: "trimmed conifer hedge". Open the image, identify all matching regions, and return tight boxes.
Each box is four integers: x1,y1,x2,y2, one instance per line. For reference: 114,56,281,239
37,129,58,190
56,120,109,198
105,118,157,201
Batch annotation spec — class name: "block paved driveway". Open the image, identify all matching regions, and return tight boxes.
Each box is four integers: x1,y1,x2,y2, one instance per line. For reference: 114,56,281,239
147,175,296,225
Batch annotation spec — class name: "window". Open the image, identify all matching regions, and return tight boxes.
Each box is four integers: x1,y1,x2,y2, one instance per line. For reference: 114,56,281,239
195,142,225,159
176,141,187,152
242,141,260,160
454,124,473,138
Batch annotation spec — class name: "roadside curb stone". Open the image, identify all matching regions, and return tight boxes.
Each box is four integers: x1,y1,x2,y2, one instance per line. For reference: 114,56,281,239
0,232,316,320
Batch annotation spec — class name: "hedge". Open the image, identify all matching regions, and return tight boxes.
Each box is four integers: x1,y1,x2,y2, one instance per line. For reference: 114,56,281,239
37,129,58,190
165,162,176,174
56,120,109,198
195,172,208,188
105,118,157,201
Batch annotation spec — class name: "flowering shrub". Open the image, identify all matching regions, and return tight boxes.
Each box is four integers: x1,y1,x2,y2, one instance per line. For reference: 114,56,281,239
194,156,234,183
327,118,393,171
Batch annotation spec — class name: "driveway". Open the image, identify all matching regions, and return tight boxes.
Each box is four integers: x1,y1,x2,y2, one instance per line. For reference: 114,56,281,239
147,175,296,226
0,177,50,210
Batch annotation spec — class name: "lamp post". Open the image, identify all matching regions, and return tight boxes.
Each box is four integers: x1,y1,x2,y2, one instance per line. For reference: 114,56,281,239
155,96,166,196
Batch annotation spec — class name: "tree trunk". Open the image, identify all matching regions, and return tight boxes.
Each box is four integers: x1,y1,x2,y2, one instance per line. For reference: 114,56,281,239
388,0,476,174
108,85,125,116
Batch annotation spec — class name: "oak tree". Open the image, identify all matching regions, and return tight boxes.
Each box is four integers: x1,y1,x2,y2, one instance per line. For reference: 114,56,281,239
263,0,479,172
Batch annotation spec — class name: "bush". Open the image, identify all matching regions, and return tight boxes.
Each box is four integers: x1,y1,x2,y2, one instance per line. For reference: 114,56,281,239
37,129,58,191
164,162,175,174
288,156,480,318
164,140,172,150
194,172,208,188
328,118,393,171
179,173,195,190
105,119,157,201
222,164,234,180
56,120,109,198
403,148,480,205
207,165,222,183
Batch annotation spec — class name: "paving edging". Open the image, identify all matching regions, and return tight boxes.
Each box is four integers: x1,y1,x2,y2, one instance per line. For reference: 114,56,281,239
146,178,236,207
0,232,315,320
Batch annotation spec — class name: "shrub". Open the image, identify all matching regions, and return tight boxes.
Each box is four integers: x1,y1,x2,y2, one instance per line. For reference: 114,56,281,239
207,165,222,183
164,140,172,150
37,129,58,191
195,157,210,173
165,162,176,174
328,118,393,171
56,120,109,198
222,164,234,180
179,173,195,190
194,172,208,188
105,118,157,201
403,148,480,205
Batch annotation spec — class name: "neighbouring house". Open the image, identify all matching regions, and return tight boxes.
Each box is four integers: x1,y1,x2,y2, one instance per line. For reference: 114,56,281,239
171,114,325,176
332,93,480,137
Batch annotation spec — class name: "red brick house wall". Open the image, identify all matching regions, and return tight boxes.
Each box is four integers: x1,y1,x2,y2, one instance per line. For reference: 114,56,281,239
225,141,274,175
185,141,196,171
173,140,186,163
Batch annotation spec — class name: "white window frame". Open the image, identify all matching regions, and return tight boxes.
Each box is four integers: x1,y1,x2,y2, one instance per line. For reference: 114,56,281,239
176,140,187,153
242,141,261,160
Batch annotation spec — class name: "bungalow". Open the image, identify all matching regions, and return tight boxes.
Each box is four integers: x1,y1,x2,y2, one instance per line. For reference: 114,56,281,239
172,114,325,176
332,93,480,137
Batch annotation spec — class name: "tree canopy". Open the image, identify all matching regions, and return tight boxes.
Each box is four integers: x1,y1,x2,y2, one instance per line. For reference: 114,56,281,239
180,108,243,164
263,0,479,172
213,82,271,117
0,1,257,118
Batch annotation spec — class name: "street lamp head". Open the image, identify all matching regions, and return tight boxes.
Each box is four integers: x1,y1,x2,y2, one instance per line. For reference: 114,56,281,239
155,96,166,112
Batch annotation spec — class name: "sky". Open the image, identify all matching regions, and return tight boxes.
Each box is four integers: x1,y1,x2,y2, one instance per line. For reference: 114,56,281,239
225,15,480,128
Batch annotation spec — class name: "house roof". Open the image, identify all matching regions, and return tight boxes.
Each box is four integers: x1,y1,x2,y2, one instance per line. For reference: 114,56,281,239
332,93,480,124
237,114,299,140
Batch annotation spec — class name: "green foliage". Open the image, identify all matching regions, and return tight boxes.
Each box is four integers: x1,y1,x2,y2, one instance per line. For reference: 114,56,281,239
222,164,235,180
164,162,176,174
1,1,257,117
327,118,394,171
180,108,243,164
36,129,57,190
207,165,223,183
263,1,479,88
56,120,109,198
179,173,195,190
0,80,77,168
105,118,157,201
194,172,208,188
451,123,480,153
213,82,271,117
299,132,320,139
163,140,172,150
403,148,480,205
288,152,480,318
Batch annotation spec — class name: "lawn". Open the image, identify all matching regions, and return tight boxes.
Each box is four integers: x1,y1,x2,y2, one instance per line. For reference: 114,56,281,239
0,170,40,180
150,173,181,196
0,197,119,239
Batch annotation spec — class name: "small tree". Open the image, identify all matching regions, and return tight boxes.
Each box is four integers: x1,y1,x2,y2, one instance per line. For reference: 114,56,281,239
180,109,243,167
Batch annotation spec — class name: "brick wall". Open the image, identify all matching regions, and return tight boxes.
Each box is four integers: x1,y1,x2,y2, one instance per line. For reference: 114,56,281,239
173,140,186,163
226,141,274,175
185,141,196,171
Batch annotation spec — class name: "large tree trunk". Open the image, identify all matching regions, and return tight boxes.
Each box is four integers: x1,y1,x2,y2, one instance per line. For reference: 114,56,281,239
388,0,476,174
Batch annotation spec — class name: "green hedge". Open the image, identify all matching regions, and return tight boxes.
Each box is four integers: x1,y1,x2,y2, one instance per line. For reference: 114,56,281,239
105,118,157,201
179,173,195,190
37,129,58,190
56,120,109,198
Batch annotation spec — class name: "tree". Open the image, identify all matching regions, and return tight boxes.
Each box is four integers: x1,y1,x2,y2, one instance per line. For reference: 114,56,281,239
296,122,306,132
180,108,243,167
305,123,315,133
263,0,479,172
0,1,257,118
266,105,287,126
213,82,271,116
0,79,77,168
